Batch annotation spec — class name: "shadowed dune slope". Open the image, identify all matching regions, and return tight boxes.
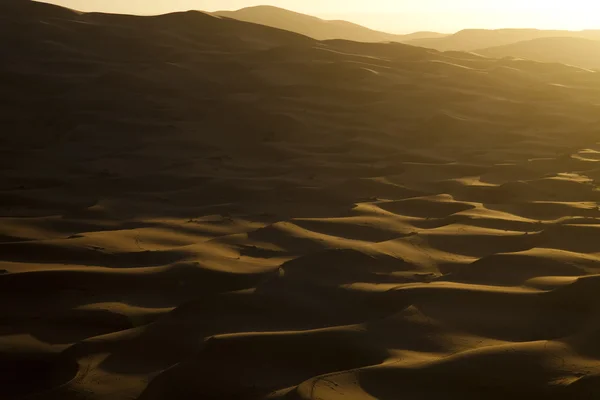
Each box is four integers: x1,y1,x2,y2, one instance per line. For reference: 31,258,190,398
3,1,600,399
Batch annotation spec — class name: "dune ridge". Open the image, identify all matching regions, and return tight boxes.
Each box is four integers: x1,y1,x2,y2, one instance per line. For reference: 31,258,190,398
476,36,600,70
405,28,600,51
213,5,447,43
208,7,600,70
2,1,600,399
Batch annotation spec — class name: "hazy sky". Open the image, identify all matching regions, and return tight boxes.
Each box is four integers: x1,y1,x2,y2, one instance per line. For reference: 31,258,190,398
42,1,600,33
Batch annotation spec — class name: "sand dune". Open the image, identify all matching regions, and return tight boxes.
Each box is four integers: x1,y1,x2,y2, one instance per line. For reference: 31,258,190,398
477,37,600,70
213,5,447,43
3,1,600,399
406,28,600,51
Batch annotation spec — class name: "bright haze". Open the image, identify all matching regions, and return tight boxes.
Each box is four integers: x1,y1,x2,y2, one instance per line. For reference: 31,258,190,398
41,0,600,33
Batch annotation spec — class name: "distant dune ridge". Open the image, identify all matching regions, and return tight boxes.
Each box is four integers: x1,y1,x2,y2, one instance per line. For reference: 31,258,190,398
405,28,600,51
3,1,600,399
213,6,600,69
213,5,447,42
476,36,600,70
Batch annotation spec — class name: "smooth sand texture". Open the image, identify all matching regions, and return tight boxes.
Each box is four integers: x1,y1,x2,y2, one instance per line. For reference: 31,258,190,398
3,1,600,399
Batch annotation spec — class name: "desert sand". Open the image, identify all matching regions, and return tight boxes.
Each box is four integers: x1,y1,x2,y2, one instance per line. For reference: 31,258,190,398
2,1,600,399
476,37,600,70
404,28,600,51
213,6,447,43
